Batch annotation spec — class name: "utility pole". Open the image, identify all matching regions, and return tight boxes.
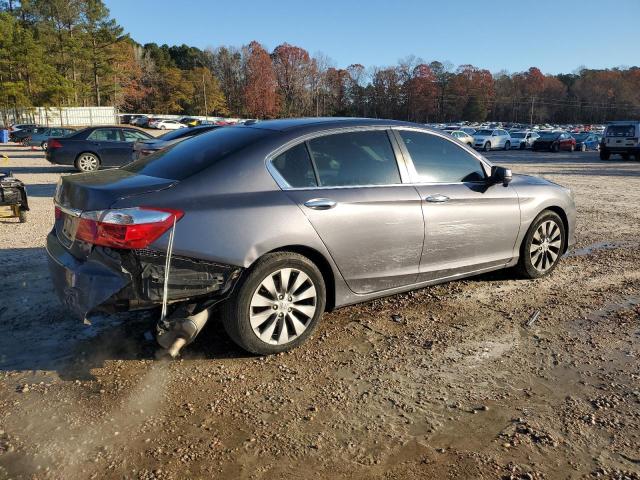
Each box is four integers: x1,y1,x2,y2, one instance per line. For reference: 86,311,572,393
202,69,208,122
530,96,535,125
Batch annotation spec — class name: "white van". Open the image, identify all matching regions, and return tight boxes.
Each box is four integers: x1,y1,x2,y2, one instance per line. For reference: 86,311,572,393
600,121,640,160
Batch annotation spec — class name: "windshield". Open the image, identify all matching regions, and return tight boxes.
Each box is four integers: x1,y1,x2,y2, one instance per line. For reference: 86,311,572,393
510,132,525,138
539,132,560,140
475,129,493,136
573,133,588,141
123,126,273,180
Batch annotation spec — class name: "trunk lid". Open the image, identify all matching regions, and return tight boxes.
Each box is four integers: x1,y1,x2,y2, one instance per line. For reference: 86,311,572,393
54,169,176,257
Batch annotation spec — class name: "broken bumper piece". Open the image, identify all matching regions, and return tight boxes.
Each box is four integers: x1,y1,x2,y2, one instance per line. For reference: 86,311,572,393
46,230,242,321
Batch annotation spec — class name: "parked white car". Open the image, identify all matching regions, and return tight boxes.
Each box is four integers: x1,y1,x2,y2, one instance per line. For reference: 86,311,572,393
472,128,511,151
151,119,186,130
448,130,474,146
508,131,540,149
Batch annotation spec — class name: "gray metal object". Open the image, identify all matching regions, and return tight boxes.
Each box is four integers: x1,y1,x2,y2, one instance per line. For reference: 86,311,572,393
46,118,577,354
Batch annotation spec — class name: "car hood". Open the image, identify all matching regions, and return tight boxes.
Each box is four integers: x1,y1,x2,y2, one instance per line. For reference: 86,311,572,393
510,173,556,187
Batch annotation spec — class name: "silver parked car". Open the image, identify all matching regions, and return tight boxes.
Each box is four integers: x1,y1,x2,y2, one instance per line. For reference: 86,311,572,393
47,118,576,357
509,131,540,149
473,128,511,151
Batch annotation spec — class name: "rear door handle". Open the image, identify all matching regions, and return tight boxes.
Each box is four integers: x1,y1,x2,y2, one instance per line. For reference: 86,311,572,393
304,198,337,210
425,194,450,203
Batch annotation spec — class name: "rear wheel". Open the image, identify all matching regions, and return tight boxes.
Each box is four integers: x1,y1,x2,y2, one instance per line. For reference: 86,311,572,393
621,153,630,160
569,144,575,152
21,138,29,147
18,209,27,223
516,210,566,279
580,144,586,152
551,142,559,152
600,149,610,160
504,141,510,150
483,142,491,152
519,142,526,150
75,152,100,172
41,141,48,151
221,252,326,355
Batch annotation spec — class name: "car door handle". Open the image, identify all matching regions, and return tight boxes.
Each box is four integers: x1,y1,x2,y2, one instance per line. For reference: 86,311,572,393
425,194,450,203
304,198,337,210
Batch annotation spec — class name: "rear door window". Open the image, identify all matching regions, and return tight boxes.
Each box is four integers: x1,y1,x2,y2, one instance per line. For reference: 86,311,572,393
122,130,150,142
272,143,317,188
399,130,486,183
307,130,401,187
88,128,122,142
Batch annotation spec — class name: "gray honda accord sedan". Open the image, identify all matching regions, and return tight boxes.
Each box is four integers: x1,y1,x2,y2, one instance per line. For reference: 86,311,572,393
47,118,576,356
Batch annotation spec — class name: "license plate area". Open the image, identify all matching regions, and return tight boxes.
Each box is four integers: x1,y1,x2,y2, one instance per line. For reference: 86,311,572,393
61,214,79,242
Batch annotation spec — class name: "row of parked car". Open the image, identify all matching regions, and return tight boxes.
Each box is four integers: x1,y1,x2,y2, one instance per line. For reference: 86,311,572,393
122,114,236,130
441,126,603,153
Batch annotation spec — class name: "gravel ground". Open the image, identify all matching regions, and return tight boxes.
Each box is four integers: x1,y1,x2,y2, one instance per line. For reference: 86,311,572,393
0,143,639,479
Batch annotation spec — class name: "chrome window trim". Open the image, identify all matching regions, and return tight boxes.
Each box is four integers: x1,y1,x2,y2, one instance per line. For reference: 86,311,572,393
264,126,412,190
390,126,494,183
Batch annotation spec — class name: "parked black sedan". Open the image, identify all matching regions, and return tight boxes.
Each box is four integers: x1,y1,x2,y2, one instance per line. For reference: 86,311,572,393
132,124,220,160
46,126,154,172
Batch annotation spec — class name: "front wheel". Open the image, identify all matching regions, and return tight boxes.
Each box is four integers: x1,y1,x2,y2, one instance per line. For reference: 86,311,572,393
580,144,586,152
221,252,326,355
516,210,566,279
569,144,575,152
75,152,100,172
504,141,510,150
519,142,526,150
483,142,491,152
551,143,559,152
41,141,48,151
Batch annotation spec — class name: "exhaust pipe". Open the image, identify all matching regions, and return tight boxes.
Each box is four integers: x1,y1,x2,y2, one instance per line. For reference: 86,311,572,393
156,308,210,358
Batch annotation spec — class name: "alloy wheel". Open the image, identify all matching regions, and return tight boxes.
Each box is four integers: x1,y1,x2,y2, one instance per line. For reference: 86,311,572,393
529,220,562,273
249,268,317,345
78,154,99,171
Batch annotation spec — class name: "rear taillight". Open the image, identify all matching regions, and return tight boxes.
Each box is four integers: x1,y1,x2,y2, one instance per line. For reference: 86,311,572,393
48,139,63,149
75,207,183,249
54,206,62,220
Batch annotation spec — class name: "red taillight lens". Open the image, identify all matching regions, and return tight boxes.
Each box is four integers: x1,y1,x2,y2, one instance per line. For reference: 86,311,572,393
75,207,183,249
54,206,62,220
48,139,63,149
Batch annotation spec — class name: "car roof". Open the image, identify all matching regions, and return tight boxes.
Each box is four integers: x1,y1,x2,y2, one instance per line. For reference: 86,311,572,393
244,117,422,132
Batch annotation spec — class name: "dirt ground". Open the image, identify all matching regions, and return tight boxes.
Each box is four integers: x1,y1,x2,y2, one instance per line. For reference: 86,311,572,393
0,143,639,480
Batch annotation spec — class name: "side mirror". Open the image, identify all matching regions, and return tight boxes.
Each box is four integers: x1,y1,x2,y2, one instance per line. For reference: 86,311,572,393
490,166,512,186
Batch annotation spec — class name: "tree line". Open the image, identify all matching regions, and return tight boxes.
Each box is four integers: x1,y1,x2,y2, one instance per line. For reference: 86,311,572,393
1,0,639,124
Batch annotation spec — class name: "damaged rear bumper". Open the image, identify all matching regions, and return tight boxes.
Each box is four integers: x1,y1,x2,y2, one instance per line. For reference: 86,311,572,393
46,230,242,321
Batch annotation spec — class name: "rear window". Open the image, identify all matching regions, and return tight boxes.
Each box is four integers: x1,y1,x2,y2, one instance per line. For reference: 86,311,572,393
122,126,272,180
158,126,219,141
606,125,635,137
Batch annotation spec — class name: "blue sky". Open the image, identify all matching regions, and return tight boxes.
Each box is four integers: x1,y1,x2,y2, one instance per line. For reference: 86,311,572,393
104,0,639,75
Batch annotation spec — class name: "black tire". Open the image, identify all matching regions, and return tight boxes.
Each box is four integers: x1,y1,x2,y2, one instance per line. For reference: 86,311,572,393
41,141,48,151
600,149,610,161
504,141,510,150
220,252,326,355
483,142,491,152
569,144,575,152
21,138,29,147
621,153,630,160
580,144,586,152
516,210,566,279
74,152,100,172
18,209,27,223
551,142,559,153
519,142,526,150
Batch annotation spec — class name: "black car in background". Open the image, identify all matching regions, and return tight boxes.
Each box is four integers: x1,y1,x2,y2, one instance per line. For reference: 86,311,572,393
9,125,42,142
132,124,221,160
46,126,153,172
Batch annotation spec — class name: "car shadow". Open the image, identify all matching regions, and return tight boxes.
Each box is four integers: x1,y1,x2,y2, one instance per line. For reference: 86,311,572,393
2,166,73,174
0,247,250,381
24,183,56,197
